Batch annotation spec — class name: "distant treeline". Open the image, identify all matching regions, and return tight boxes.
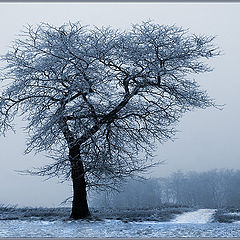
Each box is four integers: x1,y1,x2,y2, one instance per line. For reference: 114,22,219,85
90,169,240,209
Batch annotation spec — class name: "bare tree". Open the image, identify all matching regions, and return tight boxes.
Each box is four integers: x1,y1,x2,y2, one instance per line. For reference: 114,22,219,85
0,21,220,219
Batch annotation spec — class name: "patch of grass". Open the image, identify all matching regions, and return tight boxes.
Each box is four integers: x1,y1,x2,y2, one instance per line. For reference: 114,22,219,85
90,205,193,222
213,208,240,223
0,203,193,222
0,203,17,212
0,206,71,221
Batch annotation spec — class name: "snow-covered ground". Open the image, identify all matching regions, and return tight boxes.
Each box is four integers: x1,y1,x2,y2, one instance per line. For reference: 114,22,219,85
172,208,216,224
1,208,240,237
228,212,240,216
1,217,240,238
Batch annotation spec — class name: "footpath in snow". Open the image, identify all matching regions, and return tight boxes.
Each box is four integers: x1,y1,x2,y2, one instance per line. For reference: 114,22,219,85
172,209,216,224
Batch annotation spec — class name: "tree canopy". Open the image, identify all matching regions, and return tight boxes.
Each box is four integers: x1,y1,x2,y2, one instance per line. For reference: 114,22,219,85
0,21,220,190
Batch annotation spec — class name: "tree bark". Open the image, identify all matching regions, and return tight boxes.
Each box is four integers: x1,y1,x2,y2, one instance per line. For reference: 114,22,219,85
69,144,90,219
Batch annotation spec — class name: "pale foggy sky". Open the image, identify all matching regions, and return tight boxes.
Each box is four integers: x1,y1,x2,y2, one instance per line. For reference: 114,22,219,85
0,3,239,207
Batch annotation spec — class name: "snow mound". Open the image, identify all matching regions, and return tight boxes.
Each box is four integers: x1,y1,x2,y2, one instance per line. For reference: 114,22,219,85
172,209,216,224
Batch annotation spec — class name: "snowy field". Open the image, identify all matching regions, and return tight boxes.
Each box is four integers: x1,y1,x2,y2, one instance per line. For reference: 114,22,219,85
1,207,240,237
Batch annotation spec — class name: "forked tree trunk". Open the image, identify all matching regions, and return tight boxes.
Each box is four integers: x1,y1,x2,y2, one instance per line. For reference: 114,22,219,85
69,144,90,219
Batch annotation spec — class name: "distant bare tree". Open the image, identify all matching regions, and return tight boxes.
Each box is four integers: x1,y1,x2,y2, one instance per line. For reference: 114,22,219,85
0,21,220,219
91,178,162,209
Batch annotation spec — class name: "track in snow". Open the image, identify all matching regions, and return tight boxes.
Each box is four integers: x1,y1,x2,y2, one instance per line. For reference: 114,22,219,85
172,209,216,224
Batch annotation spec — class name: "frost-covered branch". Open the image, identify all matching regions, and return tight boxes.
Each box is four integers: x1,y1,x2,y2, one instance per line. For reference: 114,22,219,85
0,21,220,189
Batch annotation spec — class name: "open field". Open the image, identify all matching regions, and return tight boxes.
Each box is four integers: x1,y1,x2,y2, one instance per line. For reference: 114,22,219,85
1,205,240,237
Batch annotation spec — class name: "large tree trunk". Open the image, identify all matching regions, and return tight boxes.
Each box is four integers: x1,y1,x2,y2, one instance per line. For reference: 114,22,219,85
69,144,90,219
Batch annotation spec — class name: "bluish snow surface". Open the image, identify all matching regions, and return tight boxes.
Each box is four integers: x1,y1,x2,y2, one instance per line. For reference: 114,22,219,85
1,208,240,238
172,208,216,224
